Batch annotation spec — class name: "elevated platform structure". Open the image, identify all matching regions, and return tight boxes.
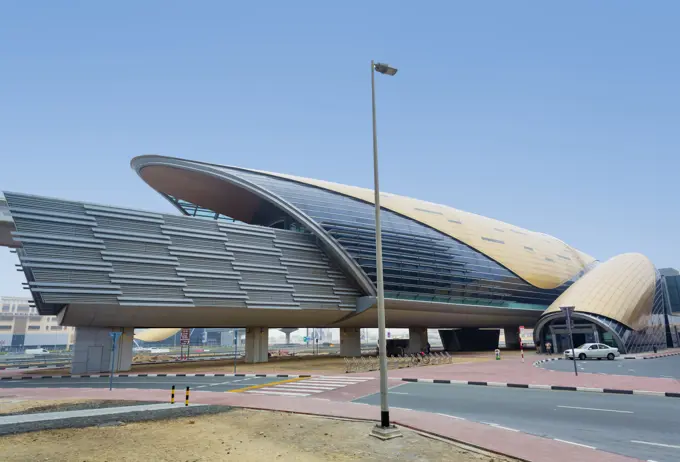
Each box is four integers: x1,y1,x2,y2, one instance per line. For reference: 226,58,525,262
1,154,677,370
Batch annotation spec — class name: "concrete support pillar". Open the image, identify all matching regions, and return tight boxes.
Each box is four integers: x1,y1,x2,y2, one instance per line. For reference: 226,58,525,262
279,328,297,345
245,327,269,363
407,327,428,354
503,327,521,350
339,328,361,357
71,327,134,374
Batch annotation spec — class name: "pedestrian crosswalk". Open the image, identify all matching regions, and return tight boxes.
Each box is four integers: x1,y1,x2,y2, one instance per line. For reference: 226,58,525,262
245,376,373,397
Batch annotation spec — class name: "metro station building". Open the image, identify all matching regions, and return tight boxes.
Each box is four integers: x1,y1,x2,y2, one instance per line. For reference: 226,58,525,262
1,155,678,373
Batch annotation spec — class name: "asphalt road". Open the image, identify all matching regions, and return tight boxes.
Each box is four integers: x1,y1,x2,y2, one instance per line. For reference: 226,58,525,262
540,355,680,379
355,382,680,462
0,375,283,392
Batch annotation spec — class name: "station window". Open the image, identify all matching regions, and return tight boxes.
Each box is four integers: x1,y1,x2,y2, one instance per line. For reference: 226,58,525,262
415,208,443,215
481,237,504,244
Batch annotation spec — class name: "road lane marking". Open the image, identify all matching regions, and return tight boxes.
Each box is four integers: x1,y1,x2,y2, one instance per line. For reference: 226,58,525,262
389,391,409,395
557,405,633,414
481,422,519,432
436,413,465,420
266,386,325,393
245,390,310,397
553,439,596,449
275,384,336,390
303,381,362,386
229,377,307,393
631,440,680,449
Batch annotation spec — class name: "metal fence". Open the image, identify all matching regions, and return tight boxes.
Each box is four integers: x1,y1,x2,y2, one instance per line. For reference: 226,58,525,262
344,352,454,373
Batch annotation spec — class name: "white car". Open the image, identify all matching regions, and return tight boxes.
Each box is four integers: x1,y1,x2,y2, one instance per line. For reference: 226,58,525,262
25,348,50,355
148,347,170,354
564,343,620,360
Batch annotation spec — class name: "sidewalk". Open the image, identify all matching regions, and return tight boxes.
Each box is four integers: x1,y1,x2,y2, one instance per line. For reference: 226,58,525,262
0,402,197,425
0,387,639,462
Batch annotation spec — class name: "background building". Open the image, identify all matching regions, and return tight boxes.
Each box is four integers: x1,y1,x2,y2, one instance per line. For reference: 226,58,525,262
0,296,75,351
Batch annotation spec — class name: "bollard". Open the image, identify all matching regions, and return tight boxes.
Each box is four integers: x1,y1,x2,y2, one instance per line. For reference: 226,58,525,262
185,386,190,407
495,349,501,360
171,385,175,404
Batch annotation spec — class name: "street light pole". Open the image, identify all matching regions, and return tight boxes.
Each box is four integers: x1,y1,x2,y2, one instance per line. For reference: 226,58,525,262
370,60,400,439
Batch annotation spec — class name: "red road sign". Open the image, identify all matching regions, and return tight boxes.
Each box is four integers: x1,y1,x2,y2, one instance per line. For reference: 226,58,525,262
180,328,190,345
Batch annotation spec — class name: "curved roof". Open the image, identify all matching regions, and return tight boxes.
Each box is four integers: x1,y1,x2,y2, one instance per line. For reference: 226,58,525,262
132,155,596,291
134,328,181,343
245,168,596,290
542,253,656,330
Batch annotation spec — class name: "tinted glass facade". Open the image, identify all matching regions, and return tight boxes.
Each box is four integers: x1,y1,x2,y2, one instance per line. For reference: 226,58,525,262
665,274,680,313
210,167,576,310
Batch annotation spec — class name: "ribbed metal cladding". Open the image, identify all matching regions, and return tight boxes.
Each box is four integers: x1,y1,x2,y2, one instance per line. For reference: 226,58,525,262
4,192,361,315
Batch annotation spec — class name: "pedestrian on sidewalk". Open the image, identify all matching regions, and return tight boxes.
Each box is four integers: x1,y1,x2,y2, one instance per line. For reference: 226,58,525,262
546,341,552,355
535,340,541,354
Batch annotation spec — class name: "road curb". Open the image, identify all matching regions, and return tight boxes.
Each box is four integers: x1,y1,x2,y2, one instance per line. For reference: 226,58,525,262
532,357,563,367
532,351,680,366
397,377,680,398
0,363,69,371
637,351,680,360
0,373,315,380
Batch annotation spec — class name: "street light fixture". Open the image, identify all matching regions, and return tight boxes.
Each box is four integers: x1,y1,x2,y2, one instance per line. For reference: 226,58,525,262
370,60,401,440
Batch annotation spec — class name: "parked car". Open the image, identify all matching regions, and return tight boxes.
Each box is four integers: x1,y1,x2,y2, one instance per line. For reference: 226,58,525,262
25,348,50,355
564,343,620,360
148,347,170,354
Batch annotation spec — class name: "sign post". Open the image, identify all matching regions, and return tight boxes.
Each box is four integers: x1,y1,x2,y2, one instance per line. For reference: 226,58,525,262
560,306,578,377
233,328,238,374
108,331,121,391
180,328,190,360
519,326,525,363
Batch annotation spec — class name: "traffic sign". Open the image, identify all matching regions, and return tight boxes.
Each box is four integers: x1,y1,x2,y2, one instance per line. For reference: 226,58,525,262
180,328,190,345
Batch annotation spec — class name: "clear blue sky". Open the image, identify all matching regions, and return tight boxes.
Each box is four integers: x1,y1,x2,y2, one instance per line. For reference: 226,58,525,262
1,2,678,297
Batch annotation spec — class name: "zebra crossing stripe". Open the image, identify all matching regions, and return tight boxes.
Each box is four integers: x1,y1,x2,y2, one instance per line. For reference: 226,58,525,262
275,384,336,391
229,377,307,393
266,386,326,393
245,390,311,397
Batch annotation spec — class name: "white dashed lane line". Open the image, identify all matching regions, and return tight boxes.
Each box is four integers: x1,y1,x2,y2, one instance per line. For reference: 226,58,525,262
556,405,633,414
553,438,596,449
631,440,680,449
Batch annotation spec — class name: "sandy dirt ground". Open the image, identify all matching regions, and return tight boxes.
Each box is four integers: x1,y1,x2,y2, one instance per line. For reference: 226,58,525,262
21,351,517,376
0,398,91,415
0,408,516,462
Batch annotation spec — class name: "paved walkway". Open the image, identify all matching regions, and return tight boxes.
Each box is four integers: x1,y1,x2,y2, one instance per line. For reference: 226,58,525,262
0,402,201,425
0,387,638,462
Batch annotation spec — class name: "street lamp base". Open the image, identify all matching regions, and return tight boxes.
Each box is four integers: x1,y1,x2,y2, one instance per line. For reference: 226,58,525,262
370,424,402,440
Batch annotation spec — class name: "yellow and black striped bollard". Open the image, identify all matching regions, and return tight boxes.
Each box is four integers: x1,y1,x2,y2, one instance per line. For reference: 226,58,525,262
171,385,175,404
185,386,190,407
